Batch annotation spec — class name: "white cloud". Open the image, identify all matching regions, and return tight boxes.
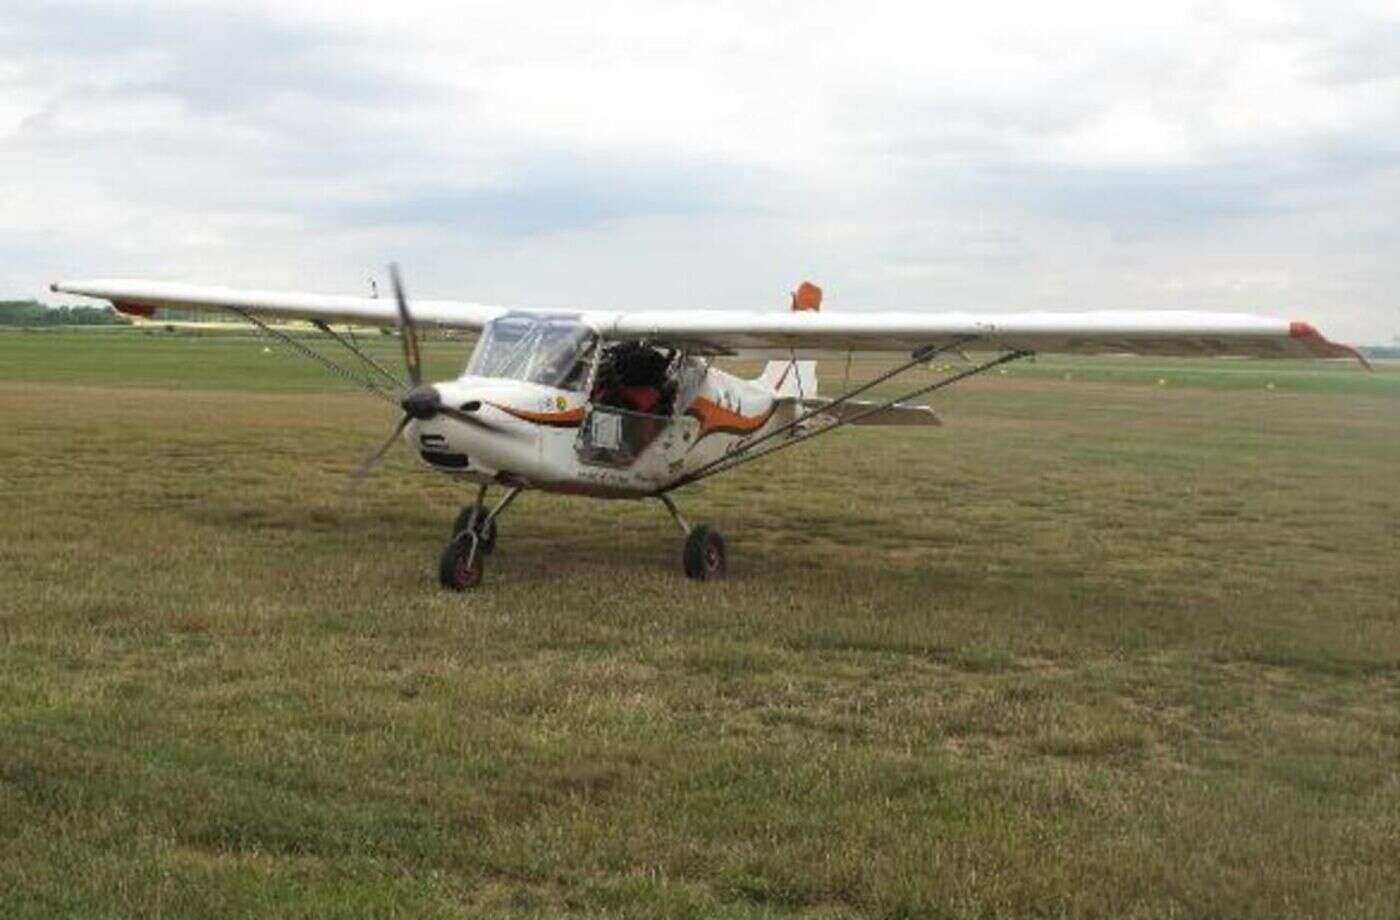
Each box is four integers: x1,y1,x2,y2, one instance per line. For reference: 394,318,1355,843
2,0,1397,341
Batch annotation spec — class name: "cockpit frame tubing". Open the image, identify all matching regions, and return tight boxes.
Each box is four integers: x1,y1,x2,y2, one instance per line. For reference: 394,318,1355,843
580,329,605,400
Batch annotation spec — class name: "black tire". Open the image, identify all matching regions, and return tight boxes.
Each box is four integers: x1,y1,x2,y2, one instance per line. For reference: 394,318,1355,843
682,524,727,581
451,506,497,555
438,534,484,591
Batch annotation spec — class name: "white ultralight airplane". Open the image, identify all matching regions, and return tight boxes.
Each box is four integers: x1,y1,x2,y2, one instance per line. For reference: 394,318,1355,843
52,270,1365,590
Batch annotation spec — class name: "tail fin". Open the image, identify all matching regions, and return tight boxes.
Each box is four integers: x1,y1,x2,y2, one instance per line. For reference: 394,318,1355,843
757,360,818,399
790,281,822,312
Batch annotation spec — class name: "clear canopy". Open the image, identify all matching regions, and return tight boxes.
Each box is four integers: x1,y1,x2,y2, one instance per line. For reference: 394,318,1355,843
464,314,597,392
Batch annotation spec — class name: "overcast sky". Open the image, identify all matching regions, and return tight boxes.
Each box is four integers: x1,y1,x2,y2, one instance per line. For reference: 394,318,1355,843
4,0,1398,342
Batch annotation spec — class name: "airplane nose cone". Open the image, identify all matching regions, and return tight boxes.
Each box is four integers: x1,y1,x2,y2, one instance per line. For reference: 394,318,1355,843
401,384,441,420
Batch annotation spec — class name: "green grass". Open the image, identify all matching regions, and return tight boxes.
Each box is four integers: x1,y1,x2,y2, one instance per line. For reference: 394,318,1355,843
1,329,1397,918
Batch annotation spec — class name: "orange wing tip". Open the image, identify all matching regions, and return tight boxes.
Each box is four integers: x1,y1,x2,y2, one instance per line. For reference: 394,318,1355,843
1289,321,1371,370
791,281,822,312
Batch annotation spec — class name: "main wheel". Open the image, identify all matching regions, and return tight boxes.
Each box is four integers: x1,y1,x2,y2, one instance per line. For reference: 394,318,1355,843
438,534,485,590
682,524,727,581
451,506,497,555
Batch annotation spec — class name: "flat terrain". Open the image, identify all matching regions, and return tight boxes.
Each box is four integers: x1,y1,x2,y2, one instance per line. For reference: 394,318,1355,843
2,327,1398,918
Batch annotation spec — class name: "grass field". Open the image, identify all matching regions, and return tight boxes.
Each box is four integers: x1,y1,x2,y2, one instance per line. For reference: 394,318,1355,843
2,327,1398,918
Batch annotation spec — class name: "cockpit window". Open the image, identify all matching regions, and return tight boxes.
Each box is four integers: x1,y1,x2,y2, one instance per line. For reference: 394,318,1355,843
465,314,597,392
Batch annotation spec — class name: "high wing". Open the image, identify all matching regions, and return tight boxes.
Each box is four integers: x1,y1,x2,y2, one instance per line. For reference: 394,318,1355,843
608,309,1365,362
53,278,1364,363
50,279,509,330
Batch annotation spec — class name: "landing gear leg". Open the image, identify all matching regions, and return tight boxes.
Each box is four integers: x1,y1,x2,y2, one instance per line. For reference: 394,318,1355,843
658,494,726,581
440,486,521,590
451,484,497,555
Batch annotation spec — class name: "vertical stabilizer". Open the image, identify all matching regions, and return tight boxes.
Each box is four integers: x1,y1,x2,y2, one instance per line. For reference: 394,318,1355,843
791,281,822,311
757,359,818,399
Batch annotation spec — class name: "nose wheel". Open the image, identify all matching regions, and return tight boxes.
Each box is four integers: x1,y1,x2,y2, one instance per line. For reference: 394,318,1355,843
439,486,520,591
439,534,485,590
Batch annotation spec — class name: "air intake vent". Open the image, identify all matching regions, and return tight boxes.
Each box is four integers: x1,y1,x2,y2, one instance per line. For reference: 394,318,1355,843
419,451,469,469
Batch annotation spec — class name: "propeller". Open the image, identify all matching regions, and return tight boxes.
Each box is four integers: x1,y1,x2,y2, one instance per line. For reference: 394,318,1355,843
352,264,512,480
352,414,411,480
390,263,421,388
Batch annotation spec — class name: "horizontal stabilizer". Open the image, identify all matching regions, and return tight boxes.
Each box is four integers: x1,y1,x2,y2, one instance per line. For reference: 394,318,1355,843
801,398,941,427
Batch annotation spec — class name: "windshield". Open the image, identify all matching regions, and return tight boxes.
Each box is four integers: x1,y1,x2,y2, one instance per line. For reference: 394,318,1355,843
465,314,597,392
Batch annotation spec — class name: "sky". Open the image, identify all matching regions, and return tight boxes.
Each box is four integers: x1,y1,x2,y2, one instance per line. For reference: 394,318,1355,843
3,0,1398,343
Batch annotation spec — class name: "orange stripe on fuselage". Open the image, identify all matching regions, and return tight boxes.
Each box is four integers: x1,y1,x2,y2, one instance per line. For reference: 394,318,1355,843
685,397,774,440
488,403,586,428
486,398,773,437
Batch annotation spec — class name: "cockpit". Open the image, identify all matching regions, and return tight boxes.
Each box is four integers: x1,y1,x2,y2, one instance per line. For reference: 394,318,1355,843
462,312,710,469
464,313,598,392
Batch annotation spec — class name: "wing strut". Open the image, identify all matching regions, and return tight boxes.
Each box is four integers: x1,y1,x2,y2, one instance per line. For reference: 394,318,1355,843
227,305,402,407
660,346,1030,492
667,337,978,490
311,320,406,392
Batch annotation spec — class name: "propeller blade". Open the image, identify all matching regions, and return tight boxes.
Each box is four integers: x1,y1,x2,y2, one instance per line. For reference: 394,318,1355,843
389,263,422,388
352,414,411,480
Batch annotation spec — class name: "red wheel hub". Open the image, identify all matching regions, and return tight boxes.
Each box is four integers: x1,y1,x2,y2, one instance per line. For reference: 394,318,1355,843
453,549,481,588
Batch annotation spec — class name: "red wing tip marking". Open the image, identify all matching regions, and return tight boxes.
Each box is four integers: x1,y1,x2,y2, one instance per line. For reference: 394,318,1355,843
1289,321,1371,369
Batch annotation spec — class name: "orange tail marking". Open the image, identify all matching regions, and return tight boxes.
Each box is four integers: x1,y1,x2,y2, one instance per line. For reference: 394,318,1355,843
686,397,774,439
791,281,822,312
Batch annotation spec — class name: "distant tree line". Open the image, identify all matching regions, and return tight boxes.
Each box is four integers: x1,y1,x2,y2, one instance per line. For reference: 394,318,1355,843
0,300,128,326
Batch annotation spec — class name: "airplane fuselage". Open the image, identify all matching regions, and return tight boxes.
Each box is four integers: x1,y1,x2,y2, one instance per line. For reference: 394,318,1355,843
407,360,799,498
